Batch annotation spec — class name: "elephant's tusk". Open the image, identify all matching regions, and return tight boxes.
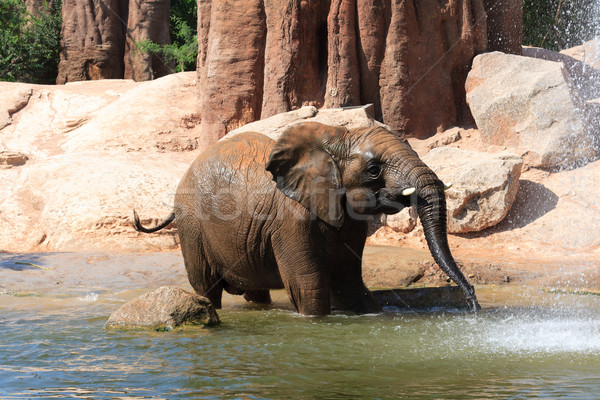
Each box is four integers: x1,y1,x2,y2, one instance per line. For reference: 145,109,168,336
444,182,453,191
402,187,416,196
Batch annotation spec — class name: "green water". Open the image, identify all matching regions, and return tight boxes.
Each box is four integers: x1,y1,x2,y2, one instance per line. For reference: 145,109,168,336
1,287,600,399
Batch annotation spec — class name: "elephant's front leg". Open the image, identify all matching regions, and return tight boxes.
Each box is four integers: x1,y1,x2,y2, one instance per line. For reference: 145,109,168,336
272,235,332,316
330,220,381,314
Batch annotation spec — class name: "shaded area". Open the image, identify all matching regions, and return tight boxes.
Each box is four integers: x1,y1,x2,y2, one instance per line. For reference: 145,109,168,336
0,253,53,271
373,286,471,310
459,180,559,237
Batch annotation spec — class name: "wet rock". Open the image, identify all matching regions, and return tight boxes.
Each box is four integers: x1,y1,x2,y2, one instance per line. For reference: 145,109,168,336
522,46,600,102
466,52,599,170
105,286,220,329
560,38,600,71
423,147,523,233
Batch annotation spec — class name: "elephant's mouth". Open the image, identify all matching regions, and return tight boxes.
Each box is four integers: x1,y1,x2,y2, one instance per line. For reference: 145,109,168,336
375,188,414,214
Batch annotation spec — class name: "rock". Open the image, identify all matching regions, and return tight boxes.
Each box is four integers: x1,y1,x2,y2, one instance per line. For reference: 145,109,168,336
57,0,127,83
560,37,600,70
105,286,220,329
57,0,172,84
381,206,418,233
425,127,462,150
222,104,387,142
0,151,29,169
0,73,200,252
522,46,600,102
0,86,32,129
466,52,598,170
124,0,173,81
196,0,267,148
423,147,523,233
197,0,489,141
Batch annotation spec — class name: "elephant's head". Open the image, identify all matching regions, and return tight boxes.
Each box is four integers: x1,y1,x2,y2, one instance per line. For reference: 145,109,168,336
266,122,480,311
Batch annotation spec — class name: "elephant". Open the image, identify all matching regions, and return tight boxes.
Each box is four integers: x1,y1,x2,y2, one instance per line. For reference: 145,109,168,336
134,122,480,315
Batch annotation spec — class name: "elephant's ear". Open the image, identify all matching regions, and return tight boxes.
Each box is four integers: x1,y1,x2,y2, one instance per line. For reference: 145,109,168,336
266,122,347,228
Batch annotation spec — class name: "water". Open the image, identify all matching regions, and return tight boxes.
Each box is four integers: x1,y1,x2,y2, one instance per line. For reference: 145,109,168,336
1,287,599,399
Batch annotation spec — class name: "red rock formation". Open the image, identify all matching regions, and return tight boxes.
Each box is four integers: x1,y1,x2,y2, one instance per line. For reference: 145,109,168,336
197,0,495,140
124,0,173,81
57,0,172,84
57,0,128,84
197,0,267,146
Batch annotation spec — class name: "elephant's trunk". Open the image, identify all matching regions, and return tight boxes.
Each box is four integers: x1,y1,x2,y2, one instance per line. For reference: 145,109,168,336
411,167,481,311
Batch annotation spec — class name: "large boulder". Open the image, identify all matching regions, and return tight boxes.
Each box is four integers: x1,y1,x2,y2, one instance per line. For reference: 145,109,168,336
105,286,220,329
0,73,201,252
197,0,490,142
466,52,598,170
423,147,523,233
222,104,386,141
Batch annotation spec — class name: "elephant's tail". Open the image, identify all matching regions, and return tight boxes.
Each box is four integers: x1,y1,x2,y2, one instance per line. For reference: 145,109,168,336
132,210,175,233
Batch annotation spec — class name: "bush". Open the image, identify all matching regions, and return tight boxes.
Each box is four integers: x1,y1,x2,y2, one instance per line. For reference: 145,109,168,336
0,0,62,84
136,0,198,73
523,0,600,50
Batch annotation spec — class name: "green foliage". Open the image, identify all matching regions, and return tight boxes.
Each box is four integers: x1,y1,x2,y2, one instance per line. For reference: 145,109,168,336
135,0,198,73
0,0,62,83
523,0,599,50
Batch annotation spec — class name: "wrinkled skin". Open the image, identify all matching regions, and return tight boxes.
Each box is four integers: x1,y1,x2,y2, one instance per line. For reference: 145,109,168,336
134,122,480,315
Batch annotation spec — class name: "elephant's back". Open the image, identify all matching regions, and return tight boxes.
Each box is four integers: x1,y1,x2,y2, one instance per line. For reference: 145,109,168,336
174,132,283,287
179,132,275,194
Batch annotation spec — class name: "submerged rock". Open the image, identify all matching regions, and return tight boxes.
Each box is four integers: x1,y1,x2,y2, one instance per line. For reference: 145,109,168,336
105,286,220,330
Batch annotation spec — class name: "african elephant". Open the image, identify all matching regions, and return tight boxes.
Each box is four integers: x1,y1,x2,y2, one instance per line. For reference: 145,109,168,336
134,122,480,315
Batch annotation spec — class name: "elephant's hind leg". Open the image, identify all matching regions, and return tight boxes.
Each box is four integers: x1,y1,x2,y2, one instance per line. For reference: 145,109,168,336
243,290,272,304
178,228,224,308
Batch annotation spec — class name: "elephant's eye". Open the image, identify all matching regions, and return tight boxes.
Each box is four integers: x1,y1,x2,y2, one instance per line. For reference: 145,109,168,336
366,163,382,178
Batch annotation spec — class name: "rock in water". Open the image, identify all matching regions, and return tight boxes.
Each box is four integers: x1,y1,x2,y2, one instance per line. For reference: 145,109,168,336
105,286,220,330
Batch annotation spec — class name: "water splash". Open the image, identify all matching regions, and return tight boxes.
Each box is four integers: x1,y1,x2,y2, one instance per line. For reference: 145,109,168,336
77,292,99,302
481,311,600,354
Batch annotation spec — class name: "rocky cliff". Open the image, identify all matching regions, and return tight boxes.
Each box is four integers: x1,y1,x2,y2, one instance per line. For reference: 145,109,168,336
197,0,523,143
